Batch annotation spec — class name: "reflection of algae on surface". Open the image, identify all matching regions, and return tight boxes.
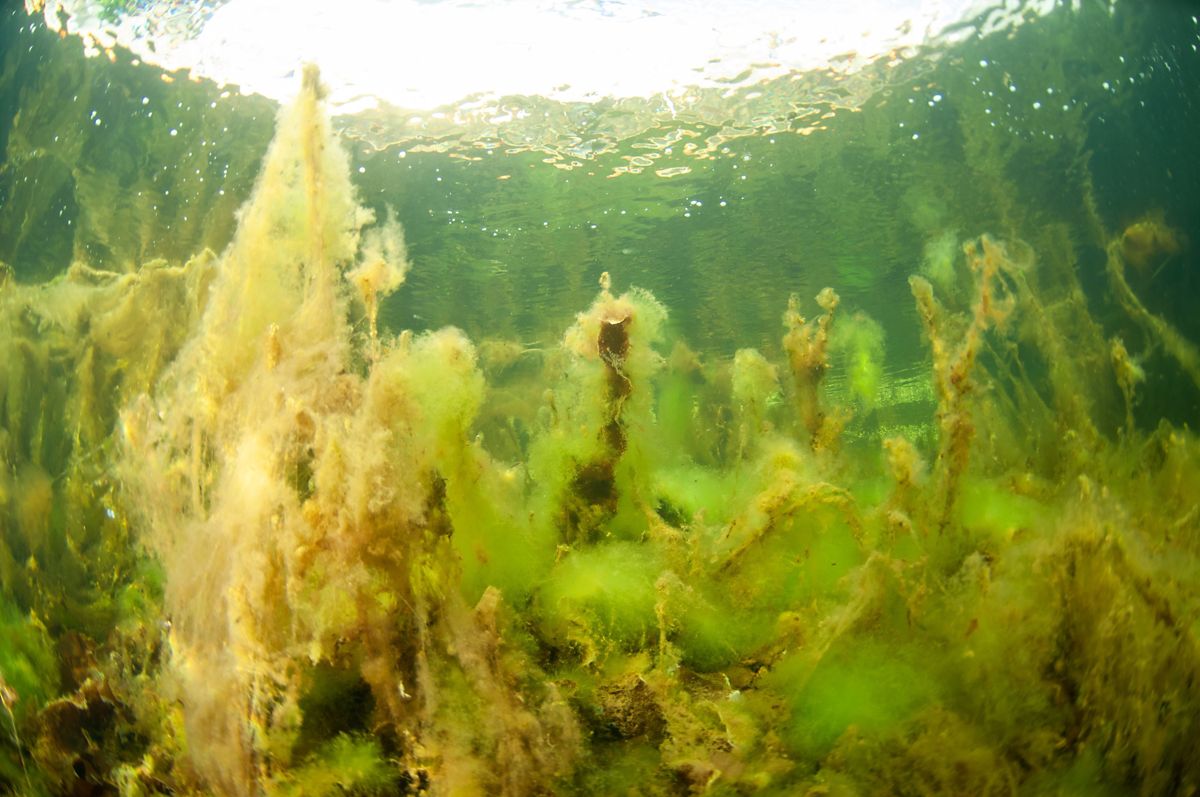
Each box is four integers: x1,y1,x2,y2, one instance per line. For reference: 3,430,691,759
0,66,1198,797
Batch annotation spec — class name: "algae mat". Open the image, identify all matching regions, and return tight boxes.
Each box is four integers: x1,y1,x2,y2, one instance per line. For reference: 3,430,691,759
1,3,1199,796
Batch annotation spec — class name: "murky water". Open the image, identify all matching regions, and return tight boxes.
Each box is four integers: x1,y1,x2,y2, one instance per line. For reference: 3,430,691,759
1,2,1198,795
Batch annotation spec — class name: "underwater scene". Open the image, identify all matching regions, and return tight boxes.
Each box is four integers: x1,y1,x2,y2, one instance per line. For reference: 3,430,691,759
1,0,1199,794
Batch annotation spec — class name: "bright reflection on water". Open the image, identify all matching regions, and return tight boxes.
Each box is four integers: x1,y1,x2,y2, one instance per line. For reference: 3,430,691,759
27,0,1074,164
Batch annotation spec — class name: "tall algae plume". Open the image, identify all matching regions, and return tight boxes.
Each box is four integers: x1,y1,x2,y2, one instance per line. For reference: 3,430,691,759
120,63,387,794
1,64,1199,797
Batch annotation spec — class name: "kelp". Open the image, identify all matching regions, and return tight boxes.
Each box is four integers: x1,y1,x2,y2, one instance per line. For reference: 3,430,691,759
0,63,1197,797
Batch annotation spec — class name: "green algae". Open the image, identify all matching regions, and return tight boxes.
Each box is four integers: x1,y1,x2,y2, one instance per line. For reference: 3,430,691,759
267,735,398,797
0,5,1198,797
539,542,664,656
766,638,941,760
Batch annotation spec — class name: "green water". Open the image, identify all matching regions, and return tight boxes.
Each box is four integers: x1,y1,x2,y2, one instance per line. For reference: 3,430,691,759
1,2,1199,795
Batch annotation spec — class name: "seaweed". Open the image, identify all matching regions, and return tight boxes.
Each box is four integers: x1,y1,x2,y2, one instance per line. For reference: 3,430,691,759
0,57,1197,797
782,287,845,452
